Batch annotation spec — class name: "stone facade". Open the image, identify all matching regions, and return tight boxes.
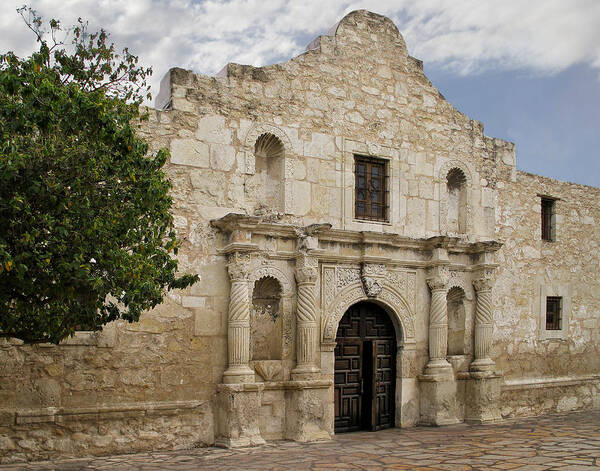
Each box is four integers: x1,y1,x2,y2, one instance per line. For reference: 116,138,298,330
1,10,598,463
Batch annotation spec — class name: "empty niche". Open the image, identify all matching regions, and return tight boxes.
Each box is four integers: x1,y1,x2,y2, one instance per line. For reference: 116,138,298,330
446,168,467,234
251,276,283,360
254,133,285,213
447,287,466,355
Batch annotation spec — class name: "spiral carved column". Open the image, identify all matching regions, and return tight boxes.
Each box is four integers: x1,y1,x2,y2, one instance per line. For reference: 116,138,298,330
424,273,452,376
292,254,320,380
471,275,495,372
222,252,254,384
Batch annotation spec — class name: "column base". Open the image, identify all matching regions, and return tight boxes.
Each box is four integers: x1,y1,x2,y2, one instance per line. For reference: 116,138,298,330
216,383,265,448
222,365,255,384
464,372,502,424
285,380,333,442
469,358,495,373
418,374,461,426
291,364,321,381
423,358,454,379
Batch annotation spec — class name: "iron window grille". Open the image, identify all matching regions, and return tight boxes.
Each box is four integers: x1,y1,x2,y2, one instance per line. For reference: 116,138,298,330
541,197,555,241
546,296,562,330
354,155,389,222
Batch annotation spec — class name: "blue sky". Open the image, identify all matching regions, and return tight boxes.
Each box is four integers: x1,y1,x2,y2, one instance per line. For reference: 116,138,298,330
1,0,599,187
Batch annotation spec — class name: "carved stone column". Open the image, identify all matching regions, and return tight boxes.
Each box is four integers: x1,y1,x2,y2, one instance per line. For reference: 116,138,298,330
465,268,501,424
222,252,254,384
419,265,460,426
424,269,452,377
292,253,320,380
471,272,495,372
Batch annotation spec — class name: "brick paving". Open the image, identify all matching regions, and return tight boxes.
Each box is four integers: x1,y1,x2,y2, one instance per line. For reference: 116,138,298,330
2,410,600,470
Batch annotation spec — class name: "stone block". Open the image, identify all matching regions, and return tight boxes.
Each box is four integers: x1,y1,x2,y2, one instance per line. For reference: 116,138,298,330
285,381,333,442
419,376,461,426
170,139,210,168
464,374,501,423
216,384,265,448
209,144,236,171
196,115,232,144
304,133,335,159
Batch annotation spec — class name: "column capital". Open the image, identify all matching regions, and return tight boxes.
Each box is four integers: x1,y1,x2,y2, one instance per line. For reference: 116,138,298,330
227,252,251,281
295,253,318,284
427,266,449,291
473,268,496,292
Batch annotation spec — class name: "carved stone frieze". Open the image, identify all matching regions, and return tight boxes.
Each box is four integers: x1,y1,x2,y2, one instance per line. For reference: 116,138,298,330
336,267,361,290
385,270,416,312
362,263,386,276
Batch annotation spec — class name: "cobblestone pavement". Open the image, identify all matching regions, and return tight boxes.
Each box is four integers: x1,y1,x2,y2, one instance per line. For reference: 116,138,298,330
2,410,600,470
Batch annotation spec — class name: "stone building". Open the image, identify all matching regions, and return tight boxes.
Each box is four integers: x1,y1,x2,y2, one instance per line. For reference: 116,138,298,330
1,10,599,463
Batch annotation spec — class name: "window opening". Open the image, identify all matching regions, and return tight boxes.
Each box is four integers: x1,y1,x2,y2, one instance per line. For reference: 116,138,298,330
541,198,555,241
546,296,562,330
354,155,389,222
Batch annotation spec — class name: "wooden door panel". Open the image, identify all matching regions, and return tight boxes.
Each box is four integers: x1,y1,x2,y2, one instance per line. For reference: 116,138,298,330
334,302,396,433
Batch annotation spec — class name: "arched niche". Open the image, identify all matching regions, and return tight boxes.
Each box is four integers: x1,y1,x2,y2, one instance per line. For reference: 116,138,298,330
251,276,283,360
438,160,473,237
446,286,466,356
244,123,294,214
249,264,294,365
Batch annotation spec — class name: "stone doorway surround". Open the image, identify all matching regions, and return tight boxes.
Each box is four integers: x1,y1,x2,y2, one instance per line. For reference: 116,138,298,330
211,213,503,447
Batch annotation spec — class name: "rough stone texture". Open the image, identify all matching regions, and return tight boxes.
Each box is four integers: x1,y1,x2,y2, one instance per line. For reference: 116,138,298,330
1,9,598,463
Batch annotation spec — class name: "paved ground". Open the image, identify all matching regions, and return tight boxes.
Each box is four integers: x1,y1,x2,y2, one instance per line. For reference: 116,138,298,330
2,410,600,470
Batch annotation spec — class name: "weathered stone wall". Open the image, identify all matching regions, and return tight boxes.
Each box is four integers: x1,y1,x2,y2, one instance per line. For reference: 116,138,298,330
0,9,598,463
493,171,600,417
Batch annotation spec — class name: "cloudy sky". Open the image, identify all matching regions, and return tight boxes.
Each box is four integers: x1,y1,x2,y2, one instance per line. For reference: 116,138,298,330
1,0,599,187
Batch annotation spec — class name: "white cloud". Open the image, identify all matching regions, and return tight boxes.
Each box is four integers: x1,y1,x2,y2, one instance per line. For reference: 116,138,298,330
1,0,599,103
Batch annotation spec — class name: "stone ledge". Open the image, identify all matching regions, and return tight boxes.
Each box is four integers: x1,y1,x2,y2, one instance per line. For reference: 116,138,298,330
4,400,207,426
502,375,600,391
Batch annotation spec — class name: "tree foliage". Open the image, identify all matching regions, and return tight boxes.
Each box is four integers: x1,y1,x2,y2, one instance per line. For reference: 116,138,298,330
0,8,198,343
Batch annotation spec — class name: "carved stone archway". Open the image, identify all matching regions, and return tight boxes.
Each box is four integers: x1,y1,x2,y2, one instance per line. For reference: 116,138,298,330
321,282,415,346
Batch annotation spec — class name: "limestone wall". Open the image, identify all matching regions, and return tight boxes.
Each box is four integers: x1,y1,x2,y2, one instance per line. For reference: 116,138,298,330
494,171,600,417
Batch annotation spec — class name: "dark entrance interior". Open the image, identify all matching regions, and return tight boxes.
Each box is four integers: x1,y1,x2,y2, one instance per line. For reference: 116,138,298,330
334,302,396,433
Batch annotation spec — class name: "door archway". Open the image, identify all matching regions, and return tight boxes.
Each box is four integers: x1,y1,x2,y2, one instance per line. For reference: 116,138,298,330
334,301,396,433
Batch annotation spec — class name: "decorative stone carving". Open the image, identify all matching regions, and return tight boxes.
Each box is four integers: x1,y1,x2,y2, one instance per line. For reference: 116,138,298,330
362,277,382,297
227,252,251,282
362,263,386,276
295,253,318,285
321,283,415,344
361,263,385,298
386,270,417,313
336,267,361,290
253,360,282,382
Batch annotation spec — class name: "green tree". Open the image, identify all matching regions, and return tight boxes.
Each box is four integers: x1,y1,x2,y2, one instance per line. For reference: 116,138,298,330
0,8,198,344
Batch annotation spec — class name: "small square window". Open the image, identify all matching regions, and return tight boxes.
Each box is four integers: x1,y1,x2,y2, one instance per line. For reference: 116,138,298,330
546,296,562,330
541,197,555,241
354,155,389,222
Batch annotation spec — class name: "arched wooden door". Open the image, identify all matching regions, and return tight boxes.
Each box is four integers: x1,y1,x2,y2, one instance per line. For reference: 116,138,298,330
334,302,396,433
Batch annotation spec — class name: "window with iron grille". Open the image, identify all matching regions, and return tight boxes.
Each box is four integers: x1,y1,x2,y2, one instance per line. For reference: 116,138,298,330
546,296,562,330
354,155,389,222
541,197,555,241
